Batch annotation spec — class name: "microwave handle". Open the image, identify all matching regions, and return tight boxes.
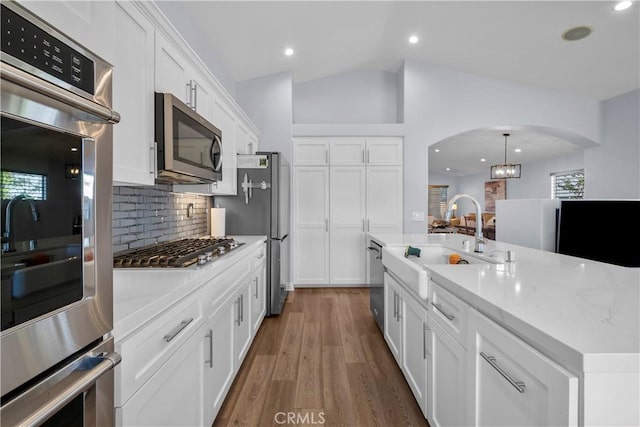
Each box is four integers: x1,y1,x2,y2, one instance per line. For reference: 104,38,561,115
210,135,223,172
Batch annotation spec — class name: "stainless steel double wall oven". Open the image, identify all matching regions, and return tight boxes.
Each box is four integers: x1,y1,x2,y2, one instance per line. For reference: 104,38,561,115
1,2,120,425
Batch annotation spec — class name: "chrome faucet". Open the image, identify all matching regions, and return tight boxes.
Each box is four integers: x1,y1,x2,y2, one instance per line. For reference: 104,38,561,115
444,193,485,253
2,194,40,252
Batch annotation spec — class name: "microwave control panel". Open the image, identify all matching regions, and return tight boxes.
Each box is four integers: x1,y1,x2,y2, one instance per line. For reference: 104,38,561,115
1,4,95,95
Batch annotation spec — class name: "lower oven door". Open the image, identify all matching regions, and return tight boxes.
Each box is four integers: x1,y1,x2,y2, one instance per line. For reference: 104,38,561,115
0,337,121,426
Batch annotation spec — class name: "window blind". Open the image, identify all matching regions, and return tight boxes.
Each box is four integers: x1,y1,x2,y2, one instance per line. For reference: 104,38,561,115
428,185,448,219
551,170,584,200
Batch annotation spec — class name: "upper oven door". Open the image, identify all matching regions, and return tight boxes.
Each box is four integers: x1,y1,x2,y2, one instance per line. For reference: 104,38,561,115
156,93,222,183
1,62,118,400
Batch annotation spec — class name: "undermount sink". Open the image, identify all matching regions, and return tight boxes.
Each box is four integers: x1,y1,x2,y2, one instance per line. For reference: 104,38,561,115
381,245,502,300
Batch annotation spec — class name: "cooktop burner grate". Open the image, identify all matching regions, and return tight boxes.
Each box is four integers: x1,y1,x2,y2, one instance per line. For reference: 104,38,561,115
113,237,240,268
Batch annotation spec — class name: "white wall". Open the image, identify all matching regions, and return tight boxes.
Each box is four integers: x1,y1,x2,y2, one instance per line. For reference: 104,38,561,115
235,72,293,162
584,89,640,198
405,60,601,233
293,69,398,124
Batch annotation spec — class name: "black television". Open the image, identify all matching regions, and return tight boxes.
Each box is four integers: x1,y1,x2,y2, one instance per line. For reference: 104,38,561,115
557,200,640,267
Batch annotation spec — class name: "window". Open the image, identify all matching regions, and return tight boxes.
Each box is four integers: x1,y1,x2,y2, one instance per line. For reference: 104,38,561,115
1,170,47,200
551,169,584,199
428,185,448,219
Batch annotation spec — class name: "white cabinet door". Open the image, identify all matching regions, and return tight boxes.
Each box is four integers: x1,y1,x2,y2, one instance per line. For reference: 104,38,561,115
211,97,238,195
236,122,251,155
292,138,329,165
469,310,578,427
293,167,329,285
190,72,216,124
427,314,468,427
384,273,402,365
203,296,235,425
366,137,403,165
155,32,191,105
330,137,366,165
366,166,403,234
250,262,266,333
233,282,252,366
329,166,366,285
117,325,205,427
20,1,115,64
401,291,428,416
248,133,259,154
112,1,155,186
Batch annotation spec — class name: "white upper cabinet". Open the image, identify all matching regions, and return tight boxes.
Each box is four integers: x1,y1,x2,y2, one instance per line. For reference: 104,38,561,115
210,97,238,195
293,138,330,165
366,166,403,234
112,1,155,186
366,137,403,165
19,1,115,64
330,138,366,165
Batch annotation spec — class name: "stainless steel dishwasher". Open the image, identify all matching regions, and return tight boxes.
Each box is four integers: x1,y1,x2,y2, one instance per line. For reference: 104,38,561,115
368,240,384,332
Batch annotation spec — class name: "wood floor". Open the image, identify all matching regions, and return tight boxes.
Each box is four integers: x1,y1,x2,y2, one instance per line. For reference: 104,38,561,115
213,288,430,427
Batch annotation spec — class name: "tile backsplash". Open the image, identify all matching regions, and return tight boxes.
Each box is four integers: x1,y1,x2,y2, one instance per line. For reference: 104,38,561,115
112,185,210,253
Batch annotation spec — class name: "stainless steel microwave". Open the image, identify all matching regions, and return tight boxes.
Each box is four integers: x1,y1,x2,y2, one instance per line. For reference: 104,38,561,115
155,92,223,183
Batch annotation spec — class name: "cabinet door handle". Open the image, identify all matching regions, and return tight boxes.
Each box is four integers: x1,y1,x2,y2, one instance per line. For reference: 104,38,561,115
193,82,198,110
362,149,365,164
393,292,397,319
432,302,455,321
362,219,365,232
325,149,328,164
163,318,193,342
240,294,244,323
397,296,402,321
254,277,259,299
480,352,526,393
367,149,370,164
256,253,265,259
423,323,427,359
325,218,328,232
236,298,241,326
151,142,158,178
205,329,213,368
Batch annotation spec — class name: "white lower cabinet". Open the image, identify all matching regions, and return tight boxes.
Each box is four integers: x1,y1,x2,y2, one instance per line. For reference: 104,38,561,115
203,295,235,424
116,323,206,426
426,314,468,427
401,290,429,416
468,309,578,427
383,272,403,364
116,241,267,427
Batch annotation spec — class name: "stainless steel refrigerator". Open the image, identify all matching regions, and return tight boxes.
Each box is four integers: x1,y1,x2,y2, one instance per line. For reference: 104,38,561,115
214,152,290,316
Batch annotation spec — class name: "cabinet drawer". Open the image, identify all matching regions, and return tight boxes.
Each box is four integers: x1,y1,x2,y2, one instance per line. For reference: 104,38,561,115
470,310,578,427
249,243,267,271
429,280,468,346
116,295,203,406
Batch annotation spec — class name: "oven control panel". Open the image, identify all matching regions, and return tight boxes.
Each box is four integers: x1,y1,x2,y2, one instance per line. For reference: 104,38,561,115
1,4,95,95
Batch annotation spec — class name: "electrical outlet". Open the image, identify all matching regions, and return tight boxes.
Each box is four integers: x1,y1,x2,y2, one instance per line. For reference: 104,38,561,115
412,211,425,221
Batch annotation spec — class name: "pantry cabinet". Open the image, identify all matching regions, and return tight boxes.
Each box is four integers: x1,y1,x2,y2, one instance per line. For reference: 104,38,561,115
112,1,155,185
292,166,330,285
292,137,403,286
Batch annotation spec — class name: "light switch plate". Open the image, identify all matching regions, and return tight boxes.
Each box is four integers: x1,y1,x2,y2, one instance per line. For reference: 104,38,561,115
412,211,425,221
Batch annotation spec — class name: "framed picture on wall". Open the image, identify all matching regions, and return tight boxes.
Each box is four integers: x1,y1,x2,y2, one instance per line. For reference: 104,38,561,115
485,180,506,213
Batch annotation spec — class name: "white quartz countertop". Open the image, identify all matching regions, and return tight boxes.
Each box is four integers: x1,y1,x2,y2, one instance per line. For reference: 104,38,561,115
369,233,640,373
112,235,266,340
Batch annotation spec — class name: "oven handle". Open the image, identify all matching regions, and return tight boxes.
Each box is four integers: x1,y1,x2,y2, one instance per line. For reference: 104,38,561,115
1,62,121,124
8,352,121,426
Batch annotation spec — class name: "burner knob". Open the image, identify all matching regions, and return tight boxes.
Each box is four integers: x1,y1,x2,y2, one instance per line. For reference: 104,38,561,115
218,247,226,255
198,254,207,265
205,251,213,261
230,240,238,248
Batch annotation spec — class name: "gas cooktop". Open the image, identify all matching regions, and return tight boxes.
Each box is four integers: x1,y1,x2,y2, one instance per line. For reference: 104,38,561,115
113,237,242,268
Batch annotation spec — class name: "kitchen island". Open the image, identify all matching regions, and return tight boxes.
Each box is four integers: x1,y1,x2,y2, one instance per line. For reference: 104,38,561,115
370,232,639,427
112,235,267,426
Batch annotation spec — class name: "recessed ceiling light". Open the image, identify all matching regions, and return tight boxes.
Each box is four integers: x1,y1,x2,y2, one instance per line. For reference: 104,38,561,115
614,1,632,11
445,167,451,171
284,47,294,56
480,158,486,162
434,148,440,152
514,148,522,153
408,35,419,44
562,26,592,41
71,147,78,152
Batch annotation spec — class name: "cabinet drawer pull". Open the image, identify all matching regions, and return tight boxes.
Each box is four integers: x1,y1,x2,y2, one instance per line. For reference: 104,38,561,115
163,318,193,342
480,352,526,393
236,298,241,326
432,302,455,321
205,329,213,368
254,277,259,298
393,292,398,319
423,323,427,359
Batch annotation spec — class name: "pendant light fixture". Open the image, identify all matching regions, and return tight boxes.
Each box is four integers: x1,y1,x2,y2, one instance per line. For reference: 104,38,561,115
491,133,521,179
